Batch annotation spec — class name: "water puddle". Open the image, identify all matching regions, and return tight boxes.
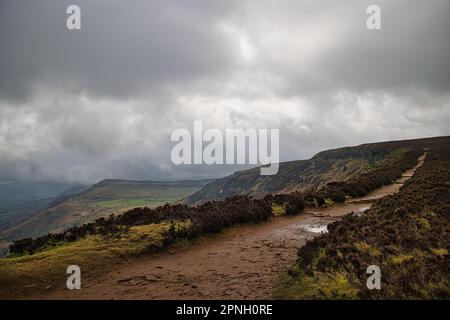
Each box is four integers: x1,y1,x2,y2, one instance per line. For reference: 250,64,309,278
354,206,371,216
303,224,328,234
358,206,371,212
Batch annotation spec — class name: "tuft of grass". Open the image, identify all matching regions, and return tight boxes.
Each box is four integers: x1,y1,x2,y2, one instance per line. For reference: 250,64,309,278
276,267,358,299
354,242,382,257
390,254,414,265
415,216,431,229
271,204,286,217
431,248,448,257
324,198,335,207
424,210,437,218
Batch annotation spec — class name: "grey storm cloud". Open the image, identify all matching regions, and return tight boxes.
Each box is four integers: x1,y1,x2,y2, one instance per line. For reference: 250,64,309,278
0,0,239,101
0,0,449,184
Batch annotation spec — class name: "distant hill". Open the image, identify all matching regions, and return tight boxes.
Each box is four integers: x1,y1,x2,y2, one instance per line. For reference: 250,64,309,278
0,181,75,211
0,179,212,243
0,183,87,233
185,136,449,205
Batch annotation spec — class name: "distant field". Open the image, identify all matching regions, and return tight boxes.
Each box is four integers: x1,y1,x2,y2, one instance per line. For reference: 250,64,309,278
94,187,203,209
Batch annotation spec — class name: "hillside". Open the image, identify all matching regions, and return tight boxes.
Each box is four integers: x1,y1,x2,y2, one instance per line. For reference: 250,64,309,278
1,136,448,299
0,184,88,234
0,179,212,244
185,137,448,205
278,137,450,299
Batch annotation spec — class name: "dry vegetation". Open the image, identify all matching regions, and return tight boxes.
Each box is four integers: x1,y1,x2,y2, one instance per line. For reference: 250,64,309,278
278,141,450,299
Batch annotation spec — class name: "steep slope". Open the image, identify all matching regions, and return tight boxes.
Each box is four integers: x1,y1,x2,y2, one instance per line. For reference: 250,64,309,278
0,179,212,242
185,137,448,205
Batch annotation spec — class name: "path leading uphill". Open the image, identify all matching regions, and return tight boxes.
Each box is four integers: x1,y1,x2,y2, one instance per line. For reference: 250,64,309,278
41,154,426,300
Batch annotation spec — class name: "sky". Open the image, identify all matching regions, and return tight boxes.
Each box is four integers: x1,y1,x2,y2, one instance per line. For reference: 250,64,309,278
0,0,449,184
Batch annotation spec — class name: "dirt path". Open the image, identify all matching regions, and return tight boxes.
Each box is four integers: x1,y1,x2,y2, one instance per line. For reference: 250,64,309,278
40,154,426,300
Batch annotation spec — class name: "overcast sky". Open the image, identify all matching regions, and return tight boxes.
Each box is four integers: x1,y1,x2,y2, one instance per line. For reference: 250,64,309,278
0,0,449,184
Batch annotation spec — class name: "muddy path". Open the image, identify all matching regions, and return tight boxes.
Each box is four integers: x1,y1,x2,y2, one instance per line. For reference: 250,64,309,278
39,154,426,300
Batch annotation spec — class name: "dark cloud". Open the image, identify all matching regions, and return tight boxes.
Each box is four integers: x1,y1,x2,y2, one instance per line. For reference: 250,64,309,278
0,0,238,101
0,0,449,183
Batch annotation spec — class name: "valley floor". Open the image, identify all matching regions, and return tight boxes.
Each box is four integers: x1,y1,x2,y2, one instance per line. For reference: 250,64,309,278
31,154,425,300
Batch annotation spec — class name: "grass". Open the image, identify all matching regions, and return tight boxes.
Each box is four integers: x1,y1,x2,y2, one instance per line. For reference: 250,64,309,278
93,186,202,209
324,198,335,207
271,204,286,217
390,254,414,265
354,242,382,257
431,248,448,257
0,220,191,298
274,244,359,299
276,266,359,299
325,158,371,182
415,216,431,229
95,197,176,209
87,186,201,202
